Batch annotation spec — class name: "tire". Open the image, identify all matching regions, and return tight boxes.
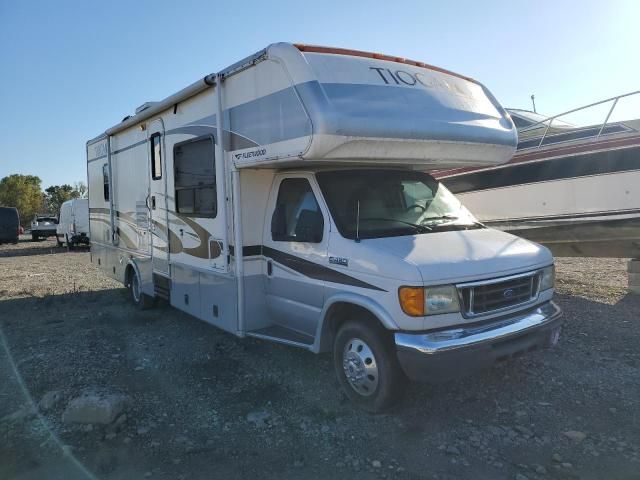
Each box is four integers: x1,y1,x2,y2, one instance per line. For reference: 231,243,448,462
32,233,38,242
333,318,406,412
56,235,63,247
129,267,155,310
66,235,74,251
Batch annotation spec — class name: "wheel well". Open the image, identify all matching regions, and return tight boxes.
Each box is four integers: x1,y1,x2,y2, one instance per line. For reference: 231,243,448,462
319,302,384,353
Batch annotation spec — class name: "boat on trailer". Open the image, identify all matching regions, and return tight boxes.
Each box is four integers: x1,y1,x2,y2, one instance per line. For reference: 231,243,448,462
436,91,640,258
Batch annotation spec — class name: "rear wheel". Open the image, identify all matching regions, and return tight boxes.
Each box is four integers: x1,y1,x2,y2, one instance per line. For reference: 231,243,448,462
129,267,155,310
333,318,406,412
31,233,38,242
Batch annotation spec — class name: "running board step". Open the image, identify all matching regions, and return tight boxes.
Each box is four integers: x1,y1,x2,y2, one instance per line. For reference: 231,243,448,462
154,285,170,300
246,325,314,349
153,274,171,300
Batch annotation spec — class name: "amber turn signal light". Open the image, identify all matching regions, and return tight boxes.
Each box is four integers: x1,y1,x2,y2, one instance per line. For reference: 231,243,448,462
398,287,425,316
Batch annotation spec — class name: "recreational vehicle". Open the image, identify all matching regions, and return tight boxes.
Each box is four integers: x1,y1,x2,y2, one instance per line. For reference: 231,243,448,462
87,43,562,411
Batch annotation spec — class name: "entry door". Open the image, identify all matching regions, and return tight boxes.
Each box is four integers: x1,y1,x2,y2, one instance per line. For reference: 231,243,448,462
263,175,328,336
148,121,169,275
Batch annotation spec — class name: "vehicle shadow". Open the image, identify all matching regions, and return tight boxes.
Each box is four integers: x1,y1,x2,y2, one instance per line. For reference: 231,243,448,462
0,244,67,258
0,239,89,258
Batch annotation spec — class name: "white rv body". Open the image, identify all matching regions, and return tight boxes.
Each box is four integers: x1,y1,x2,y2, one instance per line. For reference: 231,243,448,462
87,43,561,410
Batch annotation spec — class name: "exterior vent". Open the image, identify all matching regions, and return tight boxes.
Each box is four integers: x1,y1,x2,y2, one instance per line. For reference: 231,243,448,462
135,102,159,115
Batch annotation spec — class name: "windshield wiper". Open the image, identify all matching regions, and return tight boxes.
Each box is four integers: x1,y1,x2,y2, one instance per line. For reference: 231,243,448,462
421,214,459,223
421,215,486,229
360,217,432,233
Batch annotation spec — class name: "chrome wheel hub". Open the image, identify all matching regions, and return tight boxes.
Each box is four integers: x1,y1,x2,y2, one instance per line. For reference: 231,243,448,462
342,338,379,397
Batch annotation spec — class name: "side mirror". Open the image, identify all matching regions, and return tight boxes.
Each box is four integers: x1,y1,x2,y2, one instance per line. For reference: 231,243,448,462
295,209,324,243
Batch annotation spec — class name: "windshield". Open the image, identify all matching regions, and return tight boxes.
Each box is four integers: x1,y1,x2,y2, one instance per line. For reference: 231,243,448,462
316,169,481,240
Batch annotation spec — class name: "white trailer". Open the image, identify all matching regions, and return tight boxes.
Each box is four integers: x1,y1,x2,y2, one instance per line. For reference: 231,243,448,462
87,43,561,411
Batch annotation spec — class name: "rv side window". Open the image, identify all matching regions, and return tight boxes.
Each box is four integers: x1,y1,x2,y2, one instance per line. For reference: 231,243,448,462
103,164,110,201
271,178,324,243
150,133,162,180
174,136,216,217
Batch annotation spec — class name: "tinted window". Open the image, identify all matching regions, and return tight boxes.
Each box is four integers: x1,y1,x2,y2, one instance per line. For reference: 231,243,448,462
174,137,216,217
103,164,110,201
271,178,323,242
151,133,162,180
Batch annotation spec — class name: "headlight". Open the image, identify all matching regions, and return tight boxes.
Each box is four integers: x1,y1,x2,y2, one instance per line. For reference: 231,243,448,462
425,285,460,314
540,265,555,291
399,285,460,316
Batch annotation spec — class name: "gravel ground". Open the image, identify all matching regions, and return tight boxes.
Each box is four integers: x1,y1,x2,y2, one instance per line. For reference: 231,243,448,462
1,237,639,480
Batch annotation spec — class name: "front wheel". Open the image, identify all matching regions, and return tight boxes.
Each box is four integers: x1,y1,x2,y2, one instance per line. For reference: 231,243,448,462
31,233,38,242
333,319,406,412
129,267,155,310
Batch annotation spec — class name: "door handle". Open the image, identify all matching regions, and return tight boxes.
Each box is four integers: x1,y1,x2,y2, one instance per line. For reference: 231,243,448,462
267,260,273,276
151,196,156,210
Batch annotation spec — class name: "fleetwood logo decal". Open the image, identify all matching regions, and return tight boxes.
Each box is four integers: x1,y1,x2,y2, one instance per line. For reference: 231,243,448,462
234,148,267,160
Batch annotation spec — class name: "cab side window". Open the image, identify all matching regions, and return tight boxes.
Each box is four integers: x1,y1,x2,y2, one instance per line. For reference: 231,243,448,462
271,178,324,243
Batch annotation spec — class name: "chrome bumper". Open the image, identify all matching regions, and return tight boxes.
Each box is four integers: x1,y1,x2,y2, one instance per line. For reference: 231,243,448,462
394,301,562,382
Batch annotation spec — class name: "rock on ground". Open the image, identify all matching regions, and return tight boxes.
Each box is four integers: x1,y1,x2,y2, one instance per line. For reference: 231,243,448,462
246,410,271,428
562,430,587,442
62,391,128,425
39,390,63,411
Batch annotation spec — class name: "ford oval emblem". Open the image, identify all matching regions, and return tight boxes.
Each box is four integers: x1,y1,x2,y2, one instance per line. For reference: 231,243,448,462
503,288,515,299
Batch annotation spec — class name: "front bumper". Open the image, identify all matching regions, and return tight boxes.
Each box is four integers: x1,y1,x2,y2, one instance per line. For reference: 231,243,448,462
395,301,562,382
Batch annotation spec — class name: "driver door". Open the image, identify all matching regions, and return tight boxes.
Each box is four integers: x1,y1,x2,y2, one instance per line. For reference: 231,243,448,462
262,175,329,337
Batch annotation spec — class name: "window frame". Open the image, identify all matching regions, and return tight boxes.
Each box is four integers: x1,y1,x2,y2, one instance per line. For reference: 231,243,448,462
271,177,324,243
173,134,217,218
150,133,163,180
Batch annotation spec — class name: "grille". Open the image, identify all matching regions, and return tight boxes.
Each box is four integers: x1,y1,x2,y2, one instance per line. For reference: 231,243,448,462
459,272,539,316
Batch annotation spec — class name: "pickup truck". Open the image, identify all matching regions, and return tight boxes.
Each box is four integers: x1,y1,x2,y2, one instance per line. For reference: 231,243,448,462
31,215,58,241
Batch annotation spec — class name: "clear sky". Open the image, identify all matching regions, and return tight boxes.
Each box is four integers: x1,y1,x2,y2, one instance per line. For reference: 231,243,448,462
1,0,638,188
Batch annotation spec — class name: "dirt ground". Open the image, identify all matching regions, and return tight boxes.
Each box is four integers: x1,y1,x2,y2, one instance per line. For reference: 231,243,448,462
1,238,639,480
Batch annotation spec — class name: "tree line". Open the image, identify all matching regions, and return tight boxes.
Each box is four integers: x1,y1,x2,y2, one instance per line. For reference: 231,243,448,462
0,174,87,227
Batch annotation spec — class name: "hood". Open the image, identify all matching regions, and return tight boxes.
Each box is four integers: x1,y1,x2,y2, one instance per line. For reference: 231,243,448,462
364,228,552,284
